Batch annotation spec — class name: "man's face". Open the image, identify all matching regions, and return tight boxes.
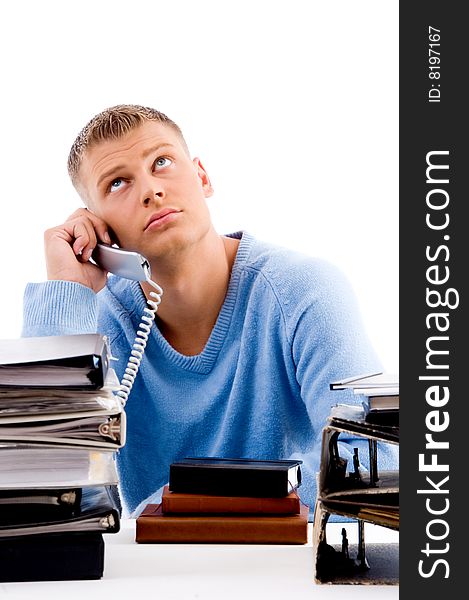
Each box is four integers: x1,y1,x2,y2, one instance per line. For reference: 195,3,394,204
79,121,214,260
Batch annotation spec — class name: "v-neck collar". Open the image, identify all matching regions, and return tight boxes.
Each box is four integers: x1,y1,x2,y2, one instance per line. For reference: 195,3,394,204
130,231,253,374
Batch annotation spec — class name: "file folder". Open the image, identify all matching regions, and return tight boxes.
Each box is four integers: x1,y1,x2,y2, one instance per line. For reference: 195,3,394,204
0,444,119,489
0,398,126,449
0,333,111,389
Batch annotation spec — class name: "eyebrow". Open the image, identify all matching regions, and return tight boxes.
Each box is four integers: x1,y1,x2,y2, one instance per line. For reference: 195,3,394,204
96,143,177,189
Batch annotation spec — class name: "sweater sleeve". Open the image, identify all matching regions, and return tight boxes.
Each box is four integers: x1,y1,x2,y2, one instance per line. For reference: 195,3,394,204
22,281,99,337
287,260,399,517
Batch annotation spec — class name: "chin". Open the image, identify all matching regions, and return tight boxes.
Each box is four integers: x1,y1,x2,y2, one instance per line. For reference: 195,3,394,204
144,230,188,259
140,222,211,260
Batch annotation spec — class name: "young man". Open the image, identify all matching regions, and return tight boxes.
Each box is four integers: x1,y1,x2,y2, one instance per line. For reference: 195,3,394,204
23,105,397,517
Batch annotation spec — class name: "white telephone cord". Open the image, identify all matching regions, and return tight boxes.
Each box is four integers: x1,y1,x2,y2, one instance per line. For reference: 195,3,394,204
116,266,163,406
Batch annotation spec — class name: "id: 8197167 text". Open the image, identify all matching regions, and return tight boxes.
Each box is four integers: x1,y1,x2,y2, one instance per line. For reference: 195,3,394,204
428,26,441,103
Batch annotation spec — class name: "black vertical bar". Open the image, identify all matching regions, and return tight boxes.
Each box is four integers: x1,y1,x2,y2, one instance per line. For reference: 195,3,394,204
368,439,379,486
400,1,466,596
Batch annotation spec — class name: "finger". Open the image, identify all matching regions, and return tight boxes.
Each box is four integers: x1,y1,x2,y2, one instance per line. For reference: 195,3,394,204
65,219,97,258
69,208,112,245
77,220,98,261
93,219,112,245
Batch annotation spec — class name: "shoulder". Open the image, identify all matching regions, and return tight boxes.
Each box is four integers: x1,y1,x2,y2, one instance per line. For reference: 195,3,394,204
237,232,355,310
230,232,361,343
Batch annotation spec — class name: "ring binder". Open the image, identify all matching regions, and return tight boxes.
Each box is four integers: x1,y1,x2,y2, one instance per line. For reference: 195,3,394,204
0,485,121,538
0,365,125,449
0,408,126,449
0,445,119,489
0,334,111,389
0,488,82,508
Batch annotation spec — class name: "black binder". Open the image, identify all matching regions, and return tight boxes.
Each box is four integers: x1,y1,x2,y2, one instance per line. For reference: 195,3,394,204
0,487,82,523
0,485,121,538
0,532,105,581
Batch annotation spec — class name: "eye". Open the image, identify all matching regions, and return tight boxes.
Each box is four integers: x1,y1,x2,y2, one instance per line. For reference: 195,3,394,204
154,157,172,170
109,178,125,193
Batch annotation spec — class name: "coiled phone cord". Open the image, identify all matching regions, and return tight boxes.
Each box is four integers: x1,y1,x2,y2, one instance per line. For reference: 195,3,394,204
116,266,163,406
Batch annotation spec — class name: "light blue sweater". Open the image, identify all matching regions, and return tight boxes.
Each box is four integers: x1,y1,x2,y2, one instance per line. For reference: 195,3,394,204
23,231,398,518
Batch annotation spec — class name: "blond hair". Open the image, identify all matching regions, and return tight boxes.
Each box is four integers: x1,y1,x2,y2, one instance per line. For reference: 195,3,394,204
67,104,188,188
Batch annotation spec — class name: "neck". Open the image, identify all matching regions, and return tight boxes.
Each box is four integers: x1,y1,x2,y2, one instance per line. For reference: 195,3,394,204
141,231,240,355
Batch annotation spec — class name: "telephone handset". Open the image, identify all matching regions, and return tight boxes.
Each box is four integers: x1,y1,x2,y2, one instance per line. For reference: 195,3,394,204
91,244,163,406
91,244,151,282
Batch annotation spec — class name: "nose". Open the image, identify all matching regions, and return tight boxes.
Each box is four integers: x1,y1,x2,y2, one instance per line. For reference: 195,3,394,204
139,173,165,207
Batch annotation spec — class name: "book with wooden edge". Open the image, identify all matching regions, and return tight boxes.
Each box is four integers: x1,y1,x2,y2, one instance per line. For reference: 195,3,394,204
0,532,105,582
136,503,309,544
161,485,301,514
169,457,302,497
0,333,111,390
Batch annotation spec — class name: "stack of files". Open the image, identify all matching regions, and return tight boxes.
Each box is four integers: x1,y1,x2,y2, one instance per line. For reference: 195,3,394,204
315,404,400,529
0,333,125,582
330,372,399,426
136,457,309,544
312,403,399,584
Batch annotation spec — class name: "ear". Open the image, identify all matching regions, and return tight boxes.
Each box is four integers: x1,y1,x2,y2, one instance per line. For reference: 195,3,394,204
193,157,214,198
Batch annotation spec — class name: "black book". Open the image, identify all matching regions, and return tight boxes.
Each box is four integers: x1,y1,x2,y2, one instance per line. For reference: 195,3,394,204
169,457,302,497
0,532,104,581
0,333,110,389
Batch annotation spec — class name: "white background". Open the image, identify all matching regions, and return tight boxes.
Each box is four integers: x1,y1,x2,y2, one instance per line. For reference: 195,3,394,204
0,0,398,372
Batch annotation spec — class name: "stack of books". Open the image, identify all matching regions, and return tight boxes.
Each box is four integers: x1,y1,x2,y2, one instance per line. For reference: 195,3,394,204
0,333,125,582
330,372,399,426
136,457,309,544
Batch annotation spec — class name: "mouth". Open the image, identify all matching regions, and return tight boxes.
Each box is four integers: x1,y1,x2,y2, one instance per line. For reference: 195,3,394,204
144,209,181,231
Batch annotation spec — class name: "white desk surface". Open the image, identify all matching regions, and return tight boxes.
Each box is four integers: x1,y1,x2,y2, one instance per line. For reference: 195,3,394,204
2,519,399,600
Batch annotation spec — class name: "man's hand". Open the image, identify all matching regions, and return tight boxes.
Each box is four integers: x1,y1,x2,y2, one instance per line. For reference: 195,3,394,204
44,208,112,293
